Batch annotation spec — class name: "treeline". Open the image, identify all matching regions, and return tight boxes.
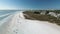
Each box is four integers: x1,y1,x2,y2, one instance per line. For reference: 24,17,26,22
24,10,60,12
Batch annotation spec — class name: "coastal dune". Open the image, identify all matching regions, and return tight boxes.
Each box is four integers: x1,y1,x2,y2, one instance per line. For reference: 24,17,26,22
0,11,60,34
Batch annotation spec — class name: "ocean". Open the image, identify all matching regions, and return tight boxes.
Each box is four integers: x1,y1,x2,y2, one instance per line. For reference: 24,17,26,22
0,10,21,26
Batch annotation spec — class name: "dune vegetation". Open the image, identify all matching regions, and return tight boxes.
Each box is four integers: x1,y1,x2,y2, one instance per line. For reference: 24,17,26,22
23,10,60,25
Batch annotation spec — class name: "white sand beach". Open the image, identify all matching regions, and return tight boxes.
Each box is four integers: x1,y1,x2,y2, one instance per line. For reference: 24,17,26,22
0,11,60,34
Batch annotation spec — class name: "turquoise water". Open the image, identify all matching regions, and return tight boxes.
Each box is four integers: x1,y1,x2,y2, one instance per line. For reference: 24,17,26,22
0,10,21,26
0,10,17,15
0,10,21,20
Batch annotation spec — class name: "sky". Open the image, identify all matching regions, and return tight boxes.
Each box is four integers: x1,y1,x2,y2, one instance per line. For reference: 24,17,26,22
0,0,60,10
